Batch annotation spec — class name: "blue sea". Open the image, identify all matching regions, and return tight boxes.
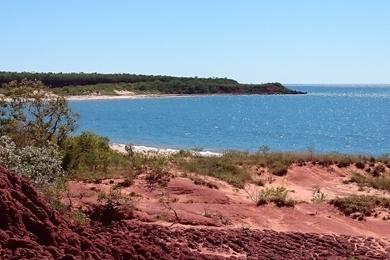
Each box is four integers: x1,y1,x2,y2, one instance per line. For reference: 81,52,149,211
70,85,390,155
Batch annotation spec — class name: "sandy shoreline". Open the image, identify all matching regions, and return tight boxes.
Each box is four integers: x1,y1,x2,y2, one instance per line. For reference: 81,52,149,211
66,94,205,101
110,143,222,157
64,92,305,101
0,91,306,102
1,93,197,101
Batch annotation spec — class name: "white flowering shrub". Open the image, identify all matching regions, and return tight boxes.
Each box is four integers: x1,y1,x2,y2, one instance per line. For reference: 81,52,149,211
0,136,63,184
0,136,21,169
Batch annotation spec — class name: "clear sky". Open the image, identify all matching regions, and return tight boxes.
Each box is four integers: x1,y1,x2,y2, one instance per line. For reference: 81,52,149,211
1,0,389,84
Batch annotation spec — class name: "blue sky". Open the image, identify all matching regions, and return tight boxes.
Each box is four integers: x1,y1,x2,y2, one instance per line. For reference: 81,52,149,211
1,0,389,84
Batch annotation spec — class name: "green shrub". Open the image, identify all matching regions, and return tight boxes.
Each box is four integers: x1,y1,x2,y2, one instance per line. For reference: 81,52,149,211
331,195,390,217
369,177,390,191
129,153,169,172
348,172,390,192
268,160,289,176
256,187,295,207
62,132,128,173
348,173,366,187
70,211,90,227
40,179,68,212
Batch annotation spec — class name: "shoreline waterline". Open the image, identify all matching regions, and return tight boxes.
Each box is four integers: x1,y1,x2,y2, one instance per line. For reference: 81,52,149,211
110,143,222,157
66,94,193,101
65,92,307,101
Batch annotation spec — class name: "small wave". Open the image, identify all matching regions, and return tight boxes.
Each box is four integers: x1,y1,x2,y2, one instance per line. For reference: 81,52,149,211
307,92,390,98
110,143,222,157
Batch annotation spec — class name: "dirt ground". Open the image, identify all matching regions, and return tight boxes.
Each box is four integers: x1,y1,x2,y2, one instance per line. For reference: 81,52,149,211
1,164,390,259
65,164,390,239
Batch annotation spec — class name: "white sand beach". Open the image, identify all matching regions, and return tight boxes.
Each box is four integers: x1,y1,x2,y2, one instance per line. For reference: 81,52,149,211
65,94,195,101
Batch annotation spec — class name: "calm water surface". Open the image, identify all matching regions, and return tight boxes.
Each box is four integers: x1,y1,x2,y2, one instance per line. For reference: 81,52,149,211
70,85,390,155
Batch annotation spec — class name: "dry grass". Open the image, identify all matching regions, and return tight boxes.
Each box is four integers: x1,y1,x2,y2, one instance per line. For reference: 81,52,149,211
347,173,390,192
176,155,251,188
331,195,390,217
173,149,390,189
186,174,219,189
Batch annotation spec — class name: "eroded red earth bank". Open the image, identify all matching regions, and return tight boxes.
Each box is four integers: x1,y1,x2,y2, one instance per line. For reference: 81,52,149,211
1,165,390,259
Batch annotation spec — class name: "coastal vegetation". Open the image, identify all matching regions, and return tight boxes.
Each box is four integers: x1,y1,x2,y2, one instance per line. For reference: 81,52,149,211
0,79,76,184
331,195,390,219
0,71,305,95
175,149,390,188
176,155,251,188
256,186,295,207
0,79,77,147
62,132,129,175
0,136,63,185
346,172,390,192
0,79,389,224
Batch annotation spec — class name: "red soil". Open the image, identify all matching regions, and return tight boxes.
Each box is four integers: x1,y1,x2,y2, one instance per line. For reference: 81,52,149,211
1,166,390,259
66,172,390,238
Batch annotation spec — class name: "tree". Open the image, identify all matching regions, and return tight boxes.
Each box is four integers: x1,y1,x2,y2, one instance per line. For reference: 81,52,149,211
0,79,78,147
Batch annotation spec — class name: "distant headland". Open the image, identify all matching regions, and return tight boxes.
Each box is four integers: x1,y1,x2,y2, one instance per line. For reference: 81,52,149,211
0,71,306,96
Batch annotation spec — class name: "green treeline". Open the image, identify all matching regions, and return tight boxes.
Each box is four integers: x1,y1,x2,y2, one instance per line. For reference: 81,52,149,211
0,71,305,95
0,71,237,87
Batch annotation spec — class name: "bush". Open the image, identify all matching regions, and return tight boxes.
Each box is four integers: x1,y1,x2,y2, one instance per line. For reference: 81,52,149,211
268,161,289,176
94,188,139,225
62,132,127,173
0,136,63,184
374,164,386,173
370,177,390,191
355,161,365,169
129,153,169,173
145,168,172,190
348,172,390,192
256,187,295,207
331,195,390,217
0,136,20,169
337,159,351,168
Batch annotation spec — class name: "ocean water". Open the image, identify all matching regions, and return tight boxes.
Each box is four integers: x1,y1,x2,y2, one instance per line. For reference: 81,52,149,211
70,85,390,155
